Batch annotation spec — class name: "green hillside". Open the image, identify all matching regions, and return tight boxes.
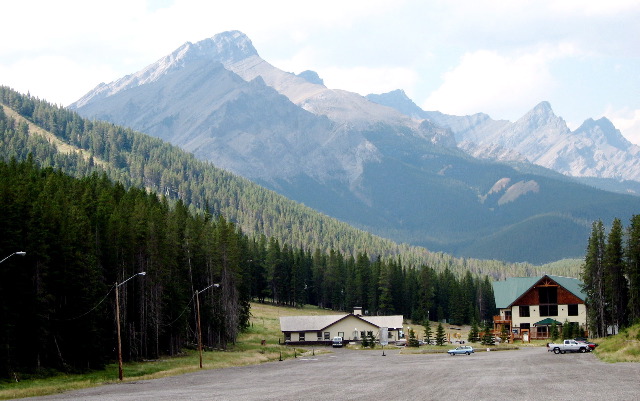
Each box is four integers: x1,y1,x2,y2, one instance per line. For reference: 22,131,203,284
0,86,579,278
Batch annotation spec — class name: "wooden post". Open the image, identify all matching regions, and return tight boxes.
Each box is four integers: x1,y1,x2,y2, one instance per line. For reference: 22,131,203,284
115,282,123,381
196,289,203,369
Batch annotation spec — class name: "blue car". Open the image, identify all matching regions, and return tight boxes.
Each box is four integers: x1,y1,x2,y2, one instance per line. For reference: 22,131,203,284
447,346,474,355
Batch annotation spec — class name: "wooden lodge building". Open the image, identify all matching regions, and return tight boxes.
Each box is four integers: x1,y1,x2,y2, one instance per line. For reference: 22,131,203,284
492,274,587,341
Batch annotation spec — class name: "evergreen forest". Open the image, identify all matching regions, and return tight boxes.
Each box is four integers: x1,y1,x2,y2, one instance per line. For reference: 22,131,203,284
2,85,598,379
582,217,640,337
0,158,495,378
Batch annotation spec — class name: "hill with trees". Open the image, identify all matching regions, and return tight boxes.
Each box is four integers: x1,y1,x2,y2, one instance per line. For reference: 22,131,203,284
0,86,587,379
0,86,576,279
0,158,496,378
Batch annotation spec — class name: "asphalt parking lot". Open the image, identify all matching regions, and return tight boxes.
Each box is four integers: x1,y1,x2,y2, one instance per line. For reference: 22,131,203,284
23,347,640,400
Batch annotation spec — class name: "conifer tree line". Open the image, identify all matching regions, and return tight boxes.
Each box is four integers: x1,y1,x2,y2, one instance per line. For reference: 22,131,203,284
0,85,581,280
582,217,640,337
0,158,496,378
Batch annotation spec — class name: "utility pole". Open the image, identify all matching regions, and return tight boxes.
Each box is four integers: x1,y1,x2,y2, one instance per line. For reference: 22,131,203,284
196,283,220,369
115,272,146,381
196,289,203,369
115,280,123,381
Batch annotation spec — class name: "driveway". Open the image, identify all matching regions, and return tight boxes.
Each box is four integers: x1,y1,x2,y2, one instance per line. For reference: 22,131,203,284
21,347,640,400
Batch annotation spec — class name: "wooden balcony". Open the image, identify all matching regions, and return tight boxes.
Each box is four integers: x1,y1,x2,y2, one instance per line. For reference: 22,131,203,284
493,315,511,324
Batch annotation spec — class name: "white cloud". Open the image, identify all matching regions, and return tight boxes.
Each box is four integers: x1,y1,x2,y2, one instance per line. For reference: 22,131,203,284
548,0,639,16
605,107,640,146
421,49,556,119
319,66,420,97
0,56,116,106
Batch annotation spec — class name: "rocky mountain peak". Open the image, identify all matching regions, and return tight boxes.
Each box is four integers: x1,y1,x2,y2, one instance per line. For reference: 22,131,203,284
203,30,258,63
519,101,562,125
575,117,633,151
366,89,425,119
296,70,324,86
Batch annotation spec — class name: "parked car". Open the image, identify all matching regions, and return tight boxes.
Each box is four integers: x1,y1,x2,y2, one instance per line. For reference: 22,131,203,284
332,336,343,348
447,345,474,355
574,338,598,351
547,339,589,354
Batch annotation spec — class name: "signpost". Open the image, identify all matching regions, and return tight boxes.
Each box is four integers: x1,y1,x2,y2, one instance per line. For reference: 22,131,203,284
379,327,388,356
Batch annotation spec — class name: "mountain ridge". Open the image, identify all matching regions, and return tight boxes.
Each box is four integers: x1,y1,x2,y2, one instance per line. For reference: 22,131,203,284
368,90,640,190
69,31,640,263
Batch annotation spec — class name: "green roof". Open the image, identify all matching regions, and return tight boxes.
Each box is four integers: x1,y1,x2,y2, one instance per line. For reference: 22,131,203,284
492,274,586,309
534,318,562,326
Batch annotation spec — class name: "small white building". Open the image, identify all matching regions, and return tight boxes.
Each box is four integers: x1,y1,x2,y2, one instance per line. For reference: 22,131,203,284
280,308,403,344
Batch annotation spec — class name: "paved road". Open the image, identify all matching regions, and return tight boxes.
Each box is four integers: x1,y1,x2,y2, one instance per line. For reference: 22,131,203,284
22,347,640,400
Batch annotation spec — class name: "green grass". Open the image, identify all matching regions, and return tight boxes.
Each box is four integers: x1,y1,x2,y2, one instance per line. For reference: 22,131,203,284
0,303,333,400
593,323,640,363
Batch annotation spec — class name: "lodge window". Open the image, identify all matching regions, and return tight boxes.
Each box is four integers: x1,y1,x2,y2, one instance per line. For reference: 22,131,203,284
285,333,291,341
537,326,548,336
568,304,579,316
519,305,530,317
539,287,557,304
539,305,558,317
367,331,373,337
520,323,530,330
299,332,305,341
324,332,330,340
317,331,322,340
338,332,344,338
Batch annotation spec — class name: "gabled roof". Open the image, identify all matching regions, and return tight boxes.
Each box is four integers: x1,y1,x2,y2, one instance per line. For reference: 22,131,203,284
280,314,348,332
492,274,586,309
534,318,562,326
279,314,403,332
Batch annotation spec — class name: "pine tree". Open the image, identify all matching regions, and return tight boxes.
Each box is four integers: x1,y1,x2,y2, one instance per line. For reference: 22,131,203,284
582,221,606,337
481,320,495,346
435,322,447,346
499,324,509,343
468,320,480,343
627,215,640,324
408,328,419,347
423,320,433,344
604,218,627,333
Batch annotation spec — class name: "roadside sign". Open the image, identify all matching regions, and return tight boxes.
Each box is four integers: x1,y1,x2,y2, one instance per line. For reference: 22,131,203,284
379,327,389,346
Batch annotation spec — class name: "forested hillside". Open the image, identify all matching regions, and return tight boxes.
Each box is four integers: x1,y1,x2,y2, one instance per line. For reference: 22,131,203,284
0,86,590,378
0,86,579,279
0,158,497,378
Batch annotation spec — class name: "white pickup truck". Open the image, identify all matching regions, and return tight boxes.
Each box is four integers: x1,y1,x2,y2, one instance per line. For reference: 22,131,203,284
547,339,589,354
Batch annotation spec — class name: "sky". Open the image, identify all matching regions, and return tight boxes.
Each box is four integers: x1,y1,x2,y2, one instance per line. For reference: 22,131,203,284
2,0,639,143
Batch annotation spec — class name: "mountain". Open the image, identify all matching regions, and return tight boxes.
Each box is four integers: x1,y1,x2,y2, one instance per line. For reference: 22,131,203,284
5,85,577,280
369,90,640,194
70,31,640,264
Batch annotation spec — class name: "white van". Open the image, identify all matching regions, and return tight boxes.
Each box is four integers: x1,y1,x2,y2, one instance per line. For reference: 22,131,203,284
332,336,343,347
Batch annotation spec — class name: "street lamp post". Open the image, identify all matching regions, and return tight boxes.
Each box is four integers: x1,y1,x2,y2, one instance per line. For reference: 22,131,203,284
115,272,146,381
0,251,26,264
196,283,220,369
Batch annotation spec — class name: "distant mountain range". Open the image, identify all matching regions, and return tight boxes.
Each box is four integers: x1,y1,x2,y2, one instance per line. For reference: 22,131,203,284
368,90,640,195
70,31,640,264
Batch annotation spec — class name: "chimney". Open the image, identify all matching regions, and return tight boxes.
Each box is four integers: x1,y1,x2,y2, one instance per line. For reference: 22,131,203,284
353,307,362,316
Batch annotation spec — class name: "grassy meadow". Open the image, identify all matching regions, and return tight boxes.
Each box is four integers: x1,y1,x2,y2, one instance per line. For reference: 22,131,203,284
592,324,640,363
0,303,336,400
